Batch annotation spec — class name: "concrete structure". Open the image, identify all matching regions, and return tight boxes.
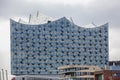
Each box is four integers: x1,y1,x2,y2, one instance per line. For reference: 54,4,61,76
11,75,59,80
58,65,101,80
94,70,120,80
10,13,109,79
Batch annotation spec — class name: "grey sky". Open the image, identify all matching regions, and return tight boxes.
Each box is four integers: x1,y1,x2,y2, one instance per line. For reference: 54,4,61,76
0,0,120,78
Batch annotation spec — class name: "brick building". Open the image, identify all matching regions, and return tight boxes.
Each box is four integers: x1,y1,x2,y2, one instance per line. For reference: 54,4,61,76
94,70,120,80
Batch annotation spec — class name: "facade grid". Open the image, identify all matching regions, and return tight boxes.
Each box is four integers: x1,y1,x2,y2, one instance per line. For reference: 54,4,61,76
10,17,109,75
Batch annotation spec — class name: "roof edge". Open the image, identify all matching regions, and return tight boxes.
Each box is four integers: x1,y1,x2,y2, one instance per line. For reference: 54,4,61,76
10,18,109,29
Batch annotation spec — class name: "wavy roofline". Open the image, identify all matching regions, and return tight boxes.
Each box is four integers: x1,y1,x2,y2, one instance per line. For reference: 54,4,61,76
10,17,108,29
10,17,66,26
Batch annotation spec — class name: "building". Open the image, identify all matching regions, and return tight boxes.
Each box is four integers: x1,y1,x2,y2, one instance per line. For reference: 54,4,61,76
58,65,101,80
94,70,120,80
11,75,59,80
109,61,120,70
10,13,109,77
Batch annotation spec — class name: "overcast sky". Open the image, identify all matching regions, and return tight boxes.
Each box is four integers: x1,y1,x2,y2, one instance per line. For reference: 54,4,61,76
0,0,120,78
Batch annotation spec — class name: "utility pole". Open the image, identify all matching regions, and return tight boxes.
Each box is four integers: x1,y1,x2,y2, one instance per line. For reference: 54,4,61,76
0,71,1,80
2,69,4,80
5,70,8,80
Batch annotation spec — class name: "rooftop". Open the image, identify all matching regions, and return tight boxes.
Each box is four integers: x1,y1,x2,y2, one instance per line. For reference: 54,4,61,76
13,12,101,28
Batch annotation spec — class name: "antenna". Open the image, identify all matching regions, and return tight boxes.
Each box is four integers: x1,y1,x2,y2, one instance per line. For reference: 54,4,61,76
70,17,74,24
18,18,21,22
91,22,96,26
37,11,39,17
29,14,31,23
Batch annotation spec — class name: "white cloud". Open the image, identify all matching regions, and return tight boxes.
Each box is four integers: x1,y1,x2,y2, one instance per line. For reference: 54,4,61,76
0,19,10,78
26,0,95,5
109,27,120,60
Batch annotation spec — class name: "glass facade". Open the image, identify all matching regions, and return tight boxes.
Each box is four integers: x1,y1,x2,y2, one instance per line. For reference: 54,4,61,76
10,17,109,75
